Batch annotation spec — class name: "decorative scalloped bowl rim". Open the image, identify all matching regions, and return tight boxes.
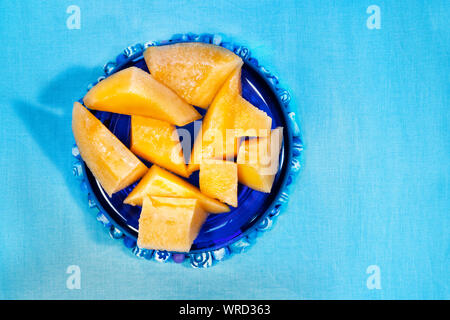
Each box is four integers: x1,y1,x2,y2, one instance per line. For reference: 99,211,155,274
71,33,303,268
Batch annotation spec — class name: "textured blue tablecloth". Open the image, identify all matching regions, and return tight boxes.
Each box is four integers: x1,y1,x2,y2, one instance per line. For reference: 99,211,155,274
0,0,448,300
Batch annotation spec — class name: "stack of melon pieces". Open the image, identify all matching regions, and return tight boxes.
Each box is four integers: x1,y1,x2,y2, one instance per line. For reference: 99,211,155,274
72,42,283,253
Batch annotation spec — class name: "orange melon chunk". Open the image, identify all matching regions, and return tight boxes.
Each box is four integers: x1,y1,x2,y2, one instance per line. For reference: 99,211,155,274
187,67,244,175
72,102,147,197
83,67,201,126
144,42,243,108
187,67,272,173
199,160,238,207
137,197,208,252
234,98,272,138
236,127,283,193
131,116,188,178
124,165,229,214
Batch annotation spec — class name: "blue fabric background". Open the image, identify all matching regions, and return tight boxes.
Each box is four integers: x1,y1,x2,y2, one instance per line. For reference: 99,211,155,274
0,0,448,299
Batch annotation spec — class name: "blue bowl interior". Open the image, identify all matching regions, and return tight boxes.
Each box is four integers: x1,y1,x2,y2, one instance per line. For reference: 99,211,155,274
83,55,291,253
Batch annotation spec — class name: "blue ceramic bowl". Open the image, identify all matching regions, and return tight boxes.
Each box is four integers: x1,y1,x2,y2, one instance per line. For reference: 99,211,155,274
72,33,302,267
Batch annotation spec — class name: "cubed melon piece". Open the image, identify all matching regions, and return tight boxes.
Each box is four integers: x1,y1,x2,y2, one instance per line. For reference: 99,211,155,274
234,98,272,138
137,196,208,252
83,67,201,126
199,160,238,207
131,116,188,177
124,165,229,214
72,102,147,197
236,127,283,193
187,67,272,173
221,67,272,137
144,42,243,108
187,67,245,175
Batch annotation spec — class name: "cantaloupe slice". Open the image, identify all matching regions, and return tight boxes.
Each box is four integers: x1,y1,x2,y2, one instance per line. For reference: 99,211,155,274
83,67,201,126
234,98,272,138
187,70,241,173
236,127,283,193
137,196,208,252
72,102,148,197
187,67,272,173
131,116,189,178
199,160,238,207
222,67,272,137
144,42,243,108
124,165,229,214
